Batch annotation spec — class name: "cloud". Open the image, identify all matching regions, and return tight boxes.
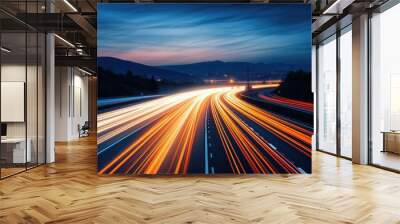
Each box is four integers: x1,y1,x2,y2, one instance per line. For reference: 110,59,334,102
98,4,310,66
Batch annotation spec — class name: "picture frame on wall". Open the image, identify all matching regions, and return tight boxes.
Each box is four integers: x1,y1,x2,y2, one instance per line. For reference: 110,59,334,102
97,3,312,175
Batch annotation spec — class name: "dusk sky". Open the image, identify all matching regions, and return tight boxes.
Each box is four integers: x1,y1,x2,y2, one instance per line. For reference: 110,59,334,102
98,4,311,66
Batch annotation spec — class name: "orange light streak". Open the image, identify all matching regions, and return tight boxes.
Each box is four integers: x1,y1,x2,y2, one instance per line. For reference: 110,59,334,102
98,86,311,175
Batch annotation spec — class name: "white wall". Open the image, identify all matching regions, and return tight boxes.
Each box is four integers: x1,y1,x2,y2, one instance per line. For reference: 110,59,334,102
72,72,89,138
1,63,46,164
55,67,70,141
1,64,41,138
1,64,26,138
55,67,89,141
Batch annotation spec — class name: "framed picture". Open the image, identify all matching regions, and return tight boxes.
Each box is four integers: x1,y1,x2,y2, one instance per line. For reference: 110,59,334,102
97,4,312,175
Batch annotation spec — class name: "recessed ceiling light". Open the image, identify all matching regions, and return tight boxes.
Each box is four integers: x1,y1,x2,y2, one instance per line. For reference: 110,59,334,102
63,0,78,12
1,47,11,53
54,34,75,48
78,67,92,76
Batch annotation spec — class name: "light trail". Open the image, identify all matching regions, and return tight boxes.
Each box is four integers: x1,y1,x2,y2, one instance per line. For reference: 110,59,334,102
97,89,223,144
257,93,313,112
210,91,299,174
251,83,281,89
98,86,312,174
98,88,227,174
224,90,312,157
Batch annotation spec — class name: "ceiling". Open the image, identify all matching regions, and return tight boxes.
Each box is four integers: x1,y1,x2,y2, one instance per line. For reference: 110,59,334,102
1,0,390,73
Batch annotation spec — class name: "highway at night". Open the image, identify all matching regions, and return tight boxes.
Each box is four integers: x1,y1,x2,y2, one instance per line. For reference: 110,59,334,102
97,86,312,175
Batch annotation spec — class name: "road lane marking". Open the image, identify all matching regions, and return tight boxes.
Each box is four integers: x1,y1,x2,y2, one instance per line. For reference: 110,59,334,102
268,143,277,150
297,167,306,174
97,122,151,155
205,110,209,174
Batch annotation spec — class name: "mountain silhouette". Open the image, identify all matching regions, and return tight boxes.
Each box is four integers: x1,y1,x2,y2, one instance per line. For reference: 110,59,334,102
98,57,198,83
160,60,308,80
98,57,308,82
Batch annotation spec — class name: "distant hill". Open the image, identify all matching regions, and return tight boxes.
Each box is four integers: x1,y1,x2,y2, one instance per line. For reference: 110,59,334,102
98,67,160,98
98,57,309,82
160,60,309,81
98,57,198,83
274,70,313,102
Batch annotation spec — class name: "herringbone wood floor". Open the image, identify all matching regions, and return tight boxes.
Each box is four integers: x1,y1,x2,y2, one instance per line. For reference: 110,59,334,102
1,136,400,224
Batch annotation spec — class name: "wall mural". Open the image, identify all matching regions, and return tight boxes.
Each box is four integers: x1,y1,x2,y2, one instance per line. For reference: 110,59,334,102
97,4,312,175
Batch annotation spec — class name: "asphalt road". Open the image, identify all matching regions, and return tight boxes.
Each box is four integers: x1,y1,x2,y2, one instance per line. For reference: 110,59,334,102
97,85,312,175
